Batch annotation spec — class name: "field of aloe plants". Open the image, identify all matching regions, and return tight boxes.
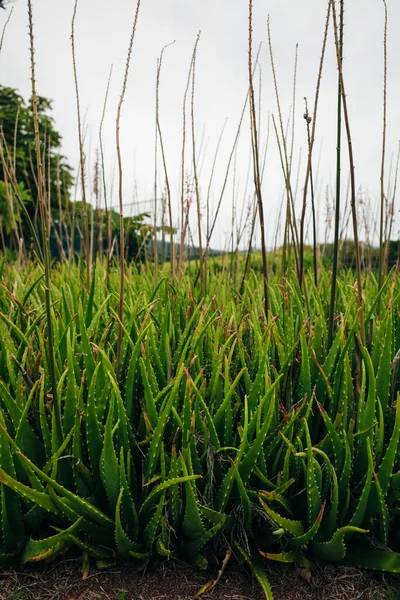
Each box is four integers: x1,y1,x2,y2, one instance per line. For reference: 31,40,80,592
1,0,400,597
0,259,399,598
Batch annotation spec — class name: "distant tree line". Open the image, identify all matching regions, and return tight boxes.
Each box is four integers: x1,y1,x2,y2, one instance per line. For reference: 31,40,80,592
0,85,149,262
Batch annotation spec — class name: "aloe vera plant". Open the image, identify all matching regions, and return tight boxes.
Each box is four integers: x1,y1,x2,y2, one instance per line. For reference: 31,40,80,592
0,261,399,599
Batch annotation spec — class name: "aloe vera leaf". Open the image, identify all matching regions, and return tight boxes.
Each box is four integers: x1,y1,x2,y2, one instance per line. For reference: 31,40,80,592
317,402,344,472
63,332,78,435
21,272,45,306
139,357,158,430
258,495,304,537
373,473,389,545
85,363,103,494
16,453,114,528
282,442,293,484
340,545,400,572
180,451,206,541
230,459,252,533
259,550,310,567
144,364,184,481
138,474,201,519
310,315,324,382
12,381,44,468
142,342,160,399
91,343,118,385
87,295,112,339
312,448,339,539
240,381,281,482
348,437,373,528
358,341,377,440
297,331,311,402
147,325,167,389
185,518,225,558
256,487,293,516
100,395,120,514
0,467,56,513
264,405,298,461
340,352,354,431
36,376,52,462
213,367,246,432
248,345,269,413
199,506,235,532
182,378,192,450
77,305,96,383
214,397,249,512
48,489,113,546
338,428,353,525
0,421,49,498
67,533,113,559
288,501,325,550
22,518,83,563
251,556,275,600
235,543,274,600
374,399,385,462
0,311,29,348
303,420,322,527
377,393,400,496
208,332,235,407
189,377,219,449
390,471,400,491
0,546,23,566
143,491,165,550
84,269,96,328
115,487,140,558
0,378,21,427
0,426,24,551
124,323,151,421
120,450,138,530
375,308,392,412
173,299,204,366
168,446,181,529
310,526,368,563
104,371,134,457
366,274,391,327
0,324,18,391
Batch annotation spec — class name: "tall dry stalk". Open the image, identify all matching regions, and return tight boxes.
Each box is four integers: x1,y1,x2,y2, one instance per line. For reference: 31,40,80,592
383,141,399,272
99,64,113,282
27,0,62,445
330,0,365,346
303,98,317,286
0,4,13,54
249,0,269,315
178,48,195,277
190,32,204,291
298,1,331,288
71,0,90,287
378,0,388,312
156,41,175,280
267,17,299,277
328,0,344,348
206,119,227,243
116,0,142,376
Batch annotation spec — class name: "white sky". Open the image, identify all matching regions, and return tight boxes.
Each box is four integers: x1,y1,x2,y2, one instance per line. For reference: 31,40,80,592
1,0,399,250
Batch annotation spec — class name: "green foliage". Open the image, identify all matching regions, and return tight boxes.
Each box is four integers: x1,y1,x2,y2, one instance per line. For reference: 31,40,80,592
0,262,399,600
0,85,73,212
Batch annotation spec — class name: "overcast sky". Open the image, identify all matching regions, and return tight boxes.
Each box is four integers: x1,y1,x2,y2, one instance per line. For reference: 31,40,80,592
1,0,399,250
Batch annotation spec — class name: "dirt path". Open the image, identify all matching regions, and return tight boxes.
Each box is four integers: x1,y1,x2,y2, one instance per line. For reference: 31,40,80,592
1,559,399,600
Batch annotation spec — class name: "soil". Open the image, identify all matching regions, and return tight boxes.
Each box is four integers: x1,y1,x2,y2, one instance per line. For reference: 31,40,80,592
1,559,399,600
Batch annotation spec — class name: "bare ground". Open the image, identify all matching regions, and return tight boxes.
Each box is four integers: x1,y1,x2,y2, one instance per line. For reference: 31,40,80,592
1,559,400,600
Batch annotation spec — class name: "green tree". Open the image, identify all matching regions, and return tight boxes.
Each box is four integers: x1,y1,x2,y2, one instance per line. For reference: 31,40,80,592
0,85,73,248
